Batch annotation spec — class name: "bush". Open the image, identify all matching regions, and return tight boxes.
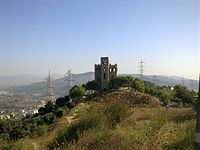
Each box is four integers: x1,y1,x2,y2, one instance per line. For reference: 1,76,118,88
132,78,145,93
43,113,56,125
85,80,98,92
55,108,65,118
66,102,75,109
69,85,85,99
37,125,48,136
38,101,56,116
105,101,130,127
38,107,46,115
109,77,130,89
56,96,70,107
10,127,27,140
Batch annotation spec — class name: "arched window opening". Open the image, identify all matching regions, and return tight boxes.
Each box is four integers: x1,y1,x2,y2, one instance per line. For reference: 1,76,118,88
104,73,106,79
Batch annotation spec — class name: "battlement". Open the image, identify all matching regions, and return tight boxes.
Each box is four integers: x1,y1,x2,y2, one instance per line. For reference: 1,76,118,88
94,57,118,91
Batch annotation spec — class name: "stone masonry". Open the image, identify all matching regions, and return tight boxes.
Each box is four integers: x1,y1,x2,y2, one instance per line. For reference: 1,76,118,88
95,57,118,91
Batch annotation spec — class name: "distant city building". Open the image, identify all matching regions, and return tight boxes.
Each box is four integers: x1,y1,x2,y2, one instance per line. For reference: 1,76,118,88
0,90,8,95
95,57,118,91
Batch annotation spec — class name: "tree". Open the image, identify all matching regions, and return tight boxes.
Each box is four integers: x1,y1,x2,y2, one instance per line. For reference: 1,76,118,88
144,81,157,95
38,101,56,115
132,78,145,93
55,96,70,107
85,80,98,92
45,101,56,113
110,77,129,89
160,94,170,106
43,113,56,125
69,85,85,99
159,88,175,102
55,108,65,118
173,97,183,107
174,85,196,104
38,107,46,115
10,126,27,140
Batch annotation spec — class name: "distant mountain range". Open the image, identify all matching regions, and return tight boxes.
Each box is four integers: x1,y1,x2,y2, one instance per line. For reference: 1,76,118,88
0,74,64,89
2,72,198,97
5,72,94,97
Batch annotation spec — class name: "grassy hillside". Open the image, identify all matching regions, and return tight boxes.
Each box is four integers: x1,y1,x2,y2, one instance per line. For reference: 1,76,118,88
0,90,196,150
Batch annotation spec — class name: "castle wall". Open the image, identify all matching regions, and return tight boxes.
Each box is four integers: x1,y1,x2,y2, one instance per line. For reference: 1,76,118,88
95,57,118,91
109,64,118,80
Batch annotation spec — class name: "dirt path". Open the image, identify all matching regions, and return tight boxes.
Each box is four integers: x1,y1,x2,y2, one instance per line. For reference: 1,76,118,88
66,113,78,124
32,142,39,150
30,103,89,149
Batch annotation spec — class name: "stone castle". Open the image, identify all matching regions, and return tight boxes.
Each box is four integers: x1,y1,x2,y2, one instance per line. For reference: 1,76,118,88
95,57,118,91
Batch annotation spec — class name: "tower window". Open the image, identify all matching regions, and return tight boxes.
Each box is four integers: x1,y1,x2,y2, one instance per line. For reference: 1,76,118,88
104,73,106,79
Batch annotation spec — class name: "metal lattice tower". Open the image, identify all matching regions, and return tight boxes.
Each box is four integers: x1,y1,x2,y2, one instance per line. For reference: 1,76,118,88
47,70,54,102
65,70,75,93
138,59,145,80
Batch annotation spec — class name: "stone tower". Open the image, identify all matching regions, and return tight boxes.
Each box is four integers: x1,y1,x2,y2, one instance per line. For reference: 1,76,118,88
95,57,118,91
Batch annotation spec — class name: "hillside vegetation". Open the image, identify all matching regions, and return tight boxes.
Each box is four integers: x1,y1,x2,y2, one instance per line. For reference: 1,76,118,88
48,90,195,150
0,89,195,150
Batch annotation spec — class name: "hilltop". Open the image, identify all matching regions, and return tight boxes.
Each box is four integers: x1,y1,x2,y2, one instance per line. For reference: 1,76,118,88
0,89,195,150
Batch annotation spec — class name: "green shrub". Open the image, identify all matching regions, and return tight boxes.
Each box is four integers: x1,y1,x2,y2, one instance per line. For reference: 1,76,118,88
43,113,56,125
55,96,71,107
105,101,130,127
109,76,130,89
66,102,75,109
55,108,65,118
132,78,145,93
69,85,85,99
37,124,49,136
10,127,27,140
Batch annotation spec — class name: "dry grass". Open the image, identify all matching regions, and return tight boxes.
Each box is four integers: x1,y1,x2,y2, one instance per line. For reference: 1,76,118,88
91,90,160,108
115,108,195,150
50,95,195,150
7,91,196,150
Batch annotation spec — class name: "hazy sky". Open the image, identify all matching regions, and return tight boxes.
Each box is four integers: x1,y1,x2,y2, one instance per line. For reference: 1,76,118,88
0,0,200,79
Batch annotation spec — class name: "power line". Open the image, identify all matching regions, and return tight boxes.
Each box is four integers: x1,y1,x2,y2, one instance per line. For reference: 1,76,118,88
138,59,145,80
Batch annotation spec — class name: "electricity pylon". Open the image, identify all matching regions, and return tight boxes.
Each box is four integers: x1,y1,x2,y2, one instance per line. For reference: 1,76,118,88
65,69,75,94
138,59,145,80
47,69,54,102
